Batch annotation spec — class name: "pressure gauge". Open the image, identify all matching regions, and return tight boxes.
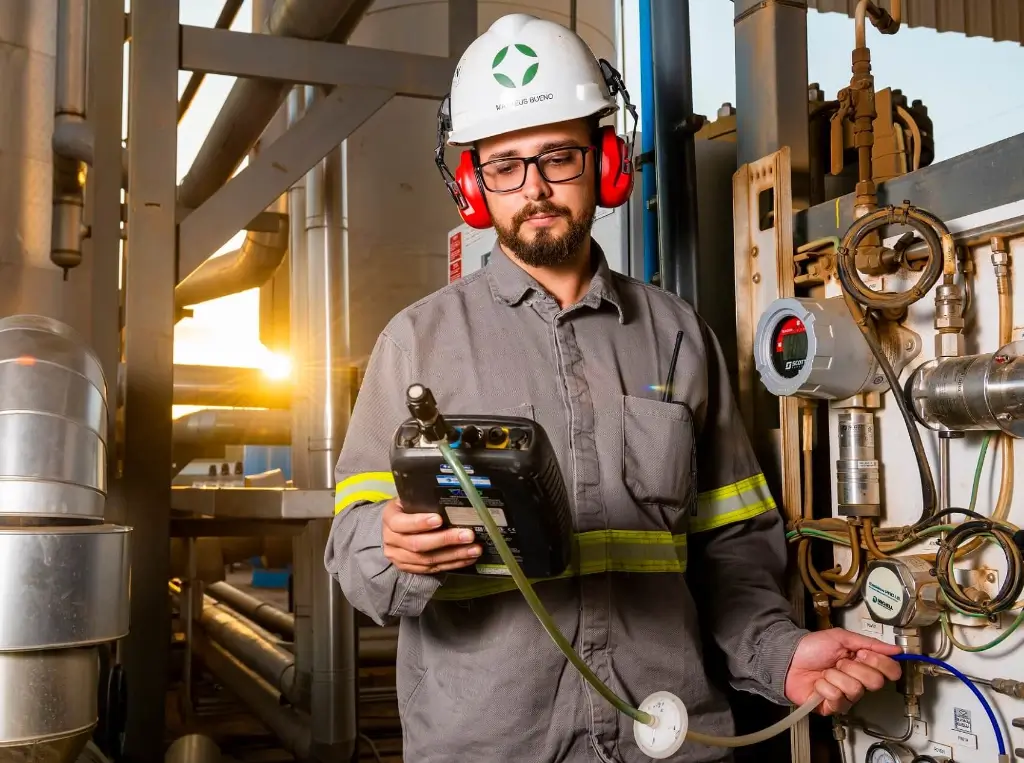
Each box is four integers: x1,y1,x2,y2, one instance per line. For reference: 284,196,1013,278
865,741,914,763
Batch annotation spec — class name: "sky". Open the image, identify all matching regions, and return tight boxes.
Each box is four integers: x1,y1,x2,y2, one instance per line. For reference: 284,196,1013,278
169,0,1024,372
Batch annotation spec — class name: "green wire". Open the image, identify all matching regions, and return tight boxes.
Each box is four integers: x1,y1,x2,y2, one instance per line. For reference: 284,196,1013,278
940,607,1024,651
436,440,655,727
969,434,993,512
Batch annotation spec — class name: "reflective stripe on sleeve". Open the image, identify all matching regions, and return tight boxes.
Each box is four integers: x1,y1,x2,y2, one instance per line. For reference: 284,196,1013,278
688,473,776,533
431,529,687,600
334,471,397,514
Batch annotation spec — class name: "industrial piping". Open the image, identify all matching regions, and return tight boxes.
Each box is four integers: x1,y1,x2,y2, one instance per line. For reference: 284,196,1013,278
174,201,290,313
51,0,89,274
172,364,292,410
172,408,291,448
176,0,374,213
207,581,296,639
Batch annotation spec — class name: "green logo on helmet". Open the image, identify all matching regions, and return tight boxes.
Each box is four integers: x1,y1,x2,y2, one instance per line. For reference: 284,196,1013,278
491,44,539,89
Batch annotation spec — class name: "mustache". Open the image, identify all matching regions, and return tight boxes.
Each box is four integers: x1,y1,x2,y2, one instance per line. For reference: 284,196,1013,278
512,201,572,229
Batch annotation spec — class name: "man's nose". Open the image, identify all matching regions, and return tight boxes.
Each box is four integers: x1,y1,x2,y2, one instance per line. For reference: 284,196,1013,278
522,163,552,201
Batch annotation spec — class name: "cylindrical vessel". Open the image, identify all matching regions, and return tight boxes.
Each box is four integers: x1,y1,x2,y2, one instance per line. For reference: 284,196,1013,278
906,340,1024,437
0,315,131,763
835,409,882,517
0,1,68,318
0,316,108,520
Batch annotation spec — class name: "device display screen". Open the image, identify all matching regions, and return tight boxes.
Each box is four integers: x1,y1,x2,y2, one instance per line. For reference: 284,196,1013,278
771,316,808,378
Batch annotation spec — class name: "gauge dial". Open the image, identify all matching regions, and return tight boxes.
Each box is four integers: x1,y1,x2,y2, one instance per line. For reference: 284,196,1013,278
866,741,913,763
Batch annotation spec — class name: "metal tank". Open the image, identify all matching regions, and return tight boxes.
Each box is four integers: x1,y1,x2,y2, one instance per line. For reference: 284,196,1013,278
0,315,131,763
341,0,617,361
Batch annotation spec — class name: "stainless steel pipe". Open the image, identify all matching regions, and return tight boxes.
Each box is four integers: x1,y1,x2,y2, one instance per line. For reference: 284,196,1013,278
191,634,311,760
51,0,89,273
172,408,291,448
207,582,295,638
309,518,357,760
164,733,222,763
173,364,291,409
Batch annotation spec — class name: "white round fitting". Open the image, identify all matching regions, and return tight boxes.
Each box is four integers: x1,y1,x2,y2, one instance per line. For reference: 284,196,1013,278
633,691,688,759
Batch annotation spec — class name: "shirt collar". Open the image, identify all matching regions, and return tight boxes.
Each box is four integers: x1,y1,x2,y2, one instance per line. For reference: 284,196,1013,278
485,238,626,323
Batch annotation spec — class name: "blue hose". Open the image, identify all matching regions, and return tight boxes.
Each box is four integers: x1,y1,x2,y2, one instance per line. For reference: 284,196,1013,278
893,653,1005,756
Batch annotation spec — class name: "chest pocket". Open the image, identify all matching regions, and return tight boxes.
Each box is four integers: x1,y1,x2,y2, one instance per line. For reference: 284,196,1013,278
620,395,697,513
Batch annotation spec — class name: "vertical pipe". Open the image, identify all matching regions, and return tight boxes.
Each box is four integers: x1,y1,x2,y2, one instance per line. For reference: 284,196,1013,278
288,87,311,489
309,518,357,761
292,528,313,710
52,0,89,275
304,87,350,489
637,0,657,284
303,85,356,760
649,0,700,303
85,0,125,465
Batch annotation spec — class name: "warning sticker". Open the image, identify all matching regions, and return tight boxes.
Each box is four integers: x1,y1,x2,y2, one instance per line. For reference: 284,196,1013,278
954,707,972,734
448,232,463,282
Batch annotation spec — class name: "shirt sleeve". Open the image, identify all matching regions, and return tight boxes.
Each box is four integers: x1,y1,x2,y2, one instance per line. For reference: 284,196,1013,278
323,330,442,626
688,316,808,704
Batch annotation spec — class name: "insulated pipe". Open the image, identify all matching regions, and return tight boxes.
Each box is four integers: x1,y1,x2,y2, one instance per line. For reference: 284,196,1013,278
174,204,289,313
288,86,312,489
191,633,312,760
304,87,351,488
207,582,295,639
176,0,373,214
51,0,89,274
193,593,299,703
309,518,358,761
172,409,291,448
173,365,292,409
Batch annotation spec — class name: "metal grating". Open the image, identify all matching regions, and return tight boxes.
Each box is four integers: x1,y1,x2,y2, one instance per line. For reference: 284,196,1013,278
806,0,1024,45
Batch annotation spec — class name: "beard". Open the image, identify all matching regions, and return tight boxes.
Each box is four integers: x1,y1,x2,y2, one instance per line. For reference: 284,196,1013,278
494,199,595,268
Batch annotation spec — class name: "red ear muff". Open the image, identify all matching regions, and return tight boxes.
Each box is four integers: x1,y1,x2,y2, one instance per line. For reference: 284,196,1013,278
595,125,633,209
455,151,492,229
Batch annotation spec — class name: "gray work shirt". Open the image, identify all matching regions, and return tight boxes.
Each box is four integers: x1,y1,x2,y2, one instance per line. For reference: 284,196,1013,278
325,240,808,762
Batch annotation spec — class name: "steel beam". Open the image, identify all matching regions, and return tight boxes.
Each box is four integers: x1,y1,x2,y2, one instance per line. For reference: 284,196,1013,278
120,0,179,759
180,25,456,99
85,0,126,466
448,0,478,58
733,0,810,207
795,131,1024,246
177,85,392,280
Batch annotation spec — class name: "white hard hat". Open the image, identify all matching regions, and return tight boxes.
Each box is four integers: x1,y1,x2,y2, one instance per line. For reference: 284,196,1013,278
446,14,618,145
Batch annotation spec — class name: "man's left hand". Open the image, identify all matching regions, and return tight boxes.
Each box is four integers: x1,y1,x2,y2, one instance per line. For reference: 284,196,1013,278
784,628,903,715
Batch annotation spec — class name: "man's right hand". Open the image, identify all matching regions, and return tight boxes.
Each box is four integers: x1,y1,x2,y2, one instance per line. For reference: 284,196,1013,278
382,498,482,574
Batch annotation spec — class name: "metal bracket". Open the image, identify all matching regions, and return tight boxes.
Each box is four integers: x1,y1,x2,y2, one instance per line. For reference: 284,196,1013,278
177,85,393,280
180,25,456,100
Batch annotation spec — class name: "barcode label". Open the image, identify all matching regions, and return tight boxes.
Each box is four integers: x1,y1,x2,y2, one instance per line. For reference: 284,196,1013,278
954,707,972,734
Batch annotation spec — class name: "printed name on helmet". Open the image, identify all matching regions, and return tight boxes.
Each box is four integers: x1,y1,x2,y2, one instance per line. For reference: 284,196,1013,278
495,93,556,111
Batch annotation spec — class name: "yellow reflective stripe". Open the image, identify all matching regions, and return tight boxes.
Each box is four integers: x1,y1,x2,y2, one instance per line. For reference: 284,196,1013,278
334,471,397,514
689,473,777,533
431,529,687,600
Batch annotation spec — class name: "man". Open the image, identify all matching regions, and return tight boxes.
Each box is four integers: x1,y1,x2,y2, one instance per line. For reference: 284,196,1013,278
326,13,901,762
